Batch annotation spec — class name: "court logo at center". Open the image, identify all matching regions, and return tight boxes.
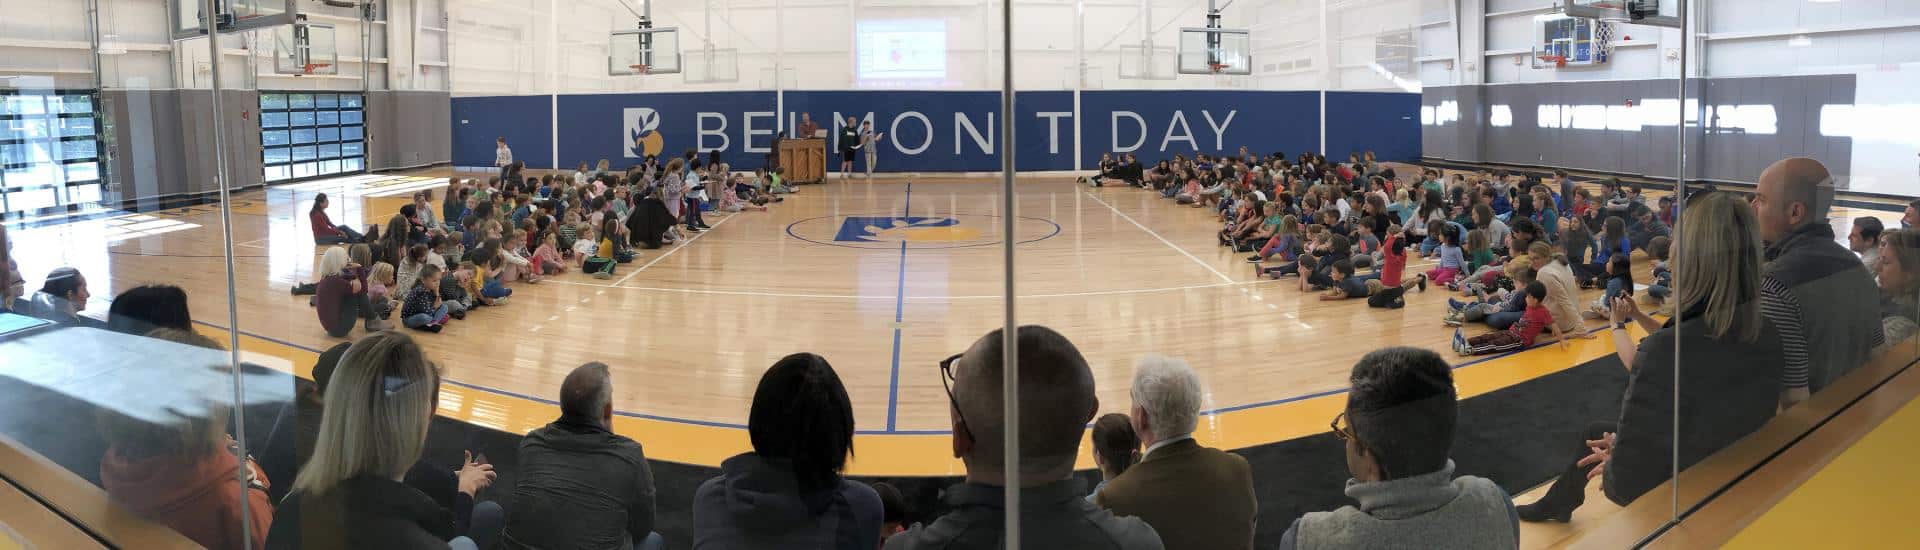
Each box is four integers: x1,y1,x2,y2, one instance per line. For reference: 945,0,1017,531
623,107,664,158
834,216,981,243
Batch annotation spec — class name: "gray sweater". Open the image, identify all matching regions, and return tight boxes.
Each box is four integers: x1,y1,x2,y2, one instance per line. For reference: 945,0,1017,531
1279,461,1517,550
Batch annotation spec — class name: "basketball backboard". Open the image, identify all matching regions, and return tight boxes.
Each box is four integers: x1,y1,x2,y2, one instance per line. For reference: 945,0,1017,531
1178,28,1252,76
1118,44,1177,80
1532,14,1611,68
683,47,740,84
1565,0,1681,28
171,0,297,38
610,28,682,76
273,21,338,75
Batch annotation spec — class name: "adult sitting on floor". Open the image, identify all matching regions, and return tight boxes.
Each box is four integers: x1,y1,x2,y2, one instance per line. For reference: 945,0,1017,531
1517,191,1784,523
1751,157,1884,408
1280,347,1517,550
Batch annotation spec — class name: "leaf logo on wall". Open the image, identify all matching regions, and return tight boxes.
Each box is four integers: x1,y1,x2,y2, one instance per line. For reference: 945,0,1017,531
623,107,664,158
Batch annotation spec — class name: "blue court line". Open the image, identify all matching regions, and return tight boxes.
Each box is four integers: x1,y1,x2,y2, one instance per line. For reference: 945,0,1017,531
189,287,1612,437
884,181,914,432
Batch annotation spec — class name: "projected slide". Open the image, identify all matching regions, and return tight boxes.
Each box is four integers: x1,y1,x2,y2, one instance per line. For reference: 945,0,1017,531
857,19,948,86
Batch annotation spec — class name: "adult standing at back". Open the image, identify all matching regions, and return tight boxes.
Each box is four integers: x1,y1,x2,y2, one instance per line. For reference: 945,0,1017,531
495,137,514,183
1095,356,1255,550
1750,157,1883,407
501,362,662,550
885,326,1163,550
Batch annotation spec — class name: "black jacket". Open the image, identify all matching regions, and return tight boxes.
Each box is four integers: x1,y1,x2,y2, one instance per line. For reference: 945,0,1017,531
265,475,454,550
1605,306,1784,505
500,415,656,550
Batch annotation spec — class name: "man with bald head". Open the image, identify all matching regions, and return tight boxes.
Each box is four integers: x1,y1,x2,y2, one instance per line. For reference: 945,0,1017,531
886,326,1164,550
1751,157,1883,408
500,362,662,550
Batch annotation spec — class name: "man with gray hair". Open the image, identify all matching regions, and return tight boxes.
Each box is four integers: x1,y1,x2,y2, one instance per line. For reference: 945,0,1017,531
499,362,663,550
1751,157,1883,408
1094,355,1256,550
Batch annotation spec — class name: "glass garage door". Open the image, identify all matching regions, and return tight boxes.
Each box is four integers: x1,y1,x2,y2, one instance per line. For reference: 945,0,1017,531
1,91,106,217
260,91,365,182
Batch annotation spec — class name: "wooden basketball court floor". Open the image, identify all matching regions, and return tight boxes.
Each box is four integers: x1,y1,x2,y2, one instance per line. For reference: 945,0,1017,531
6,169,1903,477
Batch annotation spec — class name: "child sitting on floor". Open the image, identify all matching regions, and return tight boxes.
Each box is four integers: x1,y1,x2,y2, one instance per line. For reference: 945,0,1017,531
1263,224,1324,279
1445,262,1534,328
1425,222,1466,285
1360,227,1428,309
400,264,450,333
1450,229,1496,291
474,253,511,305
532,233,566,275
1644,236,1672,310
1318,259,1371,301
367,261,398,319
1453,281,1569,356
438,263,472,319
1585,254,1635,320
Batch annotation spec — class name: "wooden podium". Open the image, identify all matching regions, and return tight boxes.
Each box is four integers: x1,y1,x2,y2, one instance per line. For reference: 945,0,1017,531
778,138,827,184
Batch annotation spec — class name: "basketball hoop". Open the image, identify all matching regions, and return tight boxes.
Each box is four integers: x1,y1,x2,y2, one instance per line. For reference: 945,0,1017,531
1537,55,1567,68
628,64,651,75
1208,62,1228,74
300,62,332,76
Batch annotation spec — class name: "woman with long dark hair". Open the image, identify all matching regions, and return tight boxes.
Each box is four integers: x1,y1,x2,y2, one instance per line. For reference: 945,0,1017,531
310,193,364,244
692,353,881,549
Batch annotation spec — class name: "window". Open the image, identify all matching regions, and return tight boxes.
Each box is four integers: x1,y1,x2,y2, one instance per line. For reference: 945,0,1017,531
260,91,364,182
1,91,107,216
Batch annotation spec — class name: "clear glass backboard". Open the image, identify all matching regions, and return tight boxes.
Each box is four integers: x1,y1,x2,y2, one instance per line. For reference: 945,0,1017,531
1178,28,1252,76
273,21,338,75
1565,0,1681,28
610,28,682,76
1118,45,1177,80
171,0,297,38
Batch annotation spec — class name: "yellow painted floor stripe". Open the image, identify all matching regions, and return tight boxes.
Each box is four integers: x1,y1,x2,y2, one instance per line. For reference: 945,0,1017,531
190,321,1629,477
1724,392,1920,548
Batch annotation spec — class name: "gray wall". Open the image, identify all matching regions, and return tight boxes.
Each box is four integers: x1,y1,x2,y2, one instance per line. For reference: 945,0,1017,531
104,89,262,208
1422,74,1855,187
365,90,451,171
102,89,452,208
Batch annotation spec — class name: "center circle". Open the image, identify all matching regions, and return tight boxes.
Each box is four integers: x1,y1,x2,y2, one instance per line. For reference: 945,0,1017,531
784,212,1063,250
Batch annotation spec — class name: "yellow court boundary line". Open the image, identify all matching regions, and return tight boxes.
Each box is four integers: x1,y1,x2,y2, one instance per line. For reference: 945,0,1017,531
191,321,1632,477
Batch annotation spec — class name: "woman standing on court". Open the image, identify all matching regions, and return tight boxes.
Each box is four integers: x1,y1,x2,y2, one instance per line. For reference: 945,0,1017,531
838,116,860,180
860,120,883,179
1516,191,1784,523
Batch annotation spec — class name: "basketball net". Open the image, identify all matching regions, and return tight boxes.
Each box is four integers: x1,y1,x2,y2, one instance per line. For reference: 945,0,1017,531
300,62,332,76
629,64,651,75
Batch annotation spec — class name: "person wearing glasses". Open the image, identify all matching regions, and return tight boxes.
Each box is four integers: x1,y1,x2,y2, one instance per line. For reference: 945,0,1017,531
1093,355,1256,550
693,353,882,549
886,326,1163,550
1279,347,1517,550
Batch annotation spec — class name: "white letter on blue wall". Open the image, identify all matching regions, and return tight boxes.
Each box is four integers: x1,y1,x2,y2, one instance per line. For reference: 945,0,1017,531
1202,110,1238,151
1036,111,1071,154
893,112,933,155
1160,111,1197,152
743,112,774,153
697,112,731,152
955,112,993,155
1111,111,1146,153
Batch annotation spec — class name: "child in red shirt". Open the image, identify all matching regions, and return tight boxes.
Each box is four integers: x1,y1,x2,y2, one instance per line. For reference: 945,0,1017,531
1453,281,1570,356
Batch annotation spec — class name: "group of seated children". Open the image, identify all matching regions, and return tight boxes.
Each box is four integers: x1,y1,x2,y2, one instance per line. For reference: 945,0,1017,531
1105,148,1672,356
309,154,794,335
